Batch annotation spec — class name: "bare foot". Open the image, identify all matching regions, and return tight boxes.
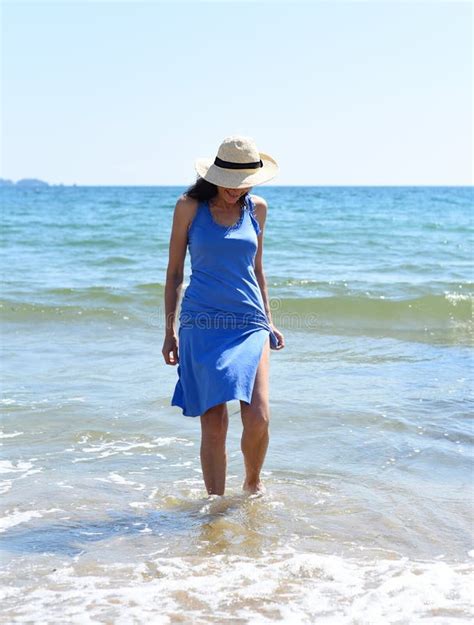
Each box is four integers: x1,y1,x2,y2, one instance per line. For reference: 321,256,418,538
242,479,266,495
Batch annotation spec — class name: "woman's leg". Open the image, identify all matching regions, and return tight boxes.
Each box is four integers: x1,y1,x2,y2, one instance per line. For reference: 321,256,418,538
200,402,228,495
240,340,270,493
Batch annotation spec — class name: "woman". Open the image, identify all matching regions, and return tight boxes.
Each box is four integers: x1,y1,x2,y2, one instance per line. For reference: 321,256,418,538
162,136,285,497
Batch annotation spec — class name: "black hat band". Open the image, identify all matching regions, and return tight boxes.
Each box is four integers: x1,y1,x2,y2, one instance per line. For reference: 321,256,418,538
214,156,263,170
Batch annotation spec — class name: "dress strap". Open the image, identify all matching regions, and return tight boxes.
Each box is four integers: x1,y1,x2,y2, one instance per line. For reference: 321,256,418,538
187,199,205,238
246,194,261,236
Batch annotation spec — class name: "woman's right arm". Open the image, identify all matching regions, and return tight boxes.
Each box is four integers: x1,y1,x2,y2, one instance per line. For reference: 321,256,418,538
162,195,197,365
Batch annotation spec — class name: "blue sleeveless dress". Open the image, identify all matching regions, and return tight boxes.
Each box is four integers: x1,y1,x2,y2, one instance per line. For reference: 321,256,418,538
171,195,277,417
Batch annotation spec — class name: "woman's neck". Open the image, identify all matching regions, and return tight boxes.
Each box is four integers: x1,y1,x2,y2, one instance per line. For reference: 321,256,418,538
210,197,242,212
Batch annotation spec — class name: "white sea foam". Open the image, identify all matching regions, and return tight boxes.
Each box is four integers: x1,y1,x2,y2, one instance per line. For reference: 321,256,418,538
70,436,192,460
0,430,24,438
152,436,194,447
0,552,471,624
0,460,42,496
0,482,12,495
0,507,63,532
94,472,146,490
0,460,34,474
445,292,473,305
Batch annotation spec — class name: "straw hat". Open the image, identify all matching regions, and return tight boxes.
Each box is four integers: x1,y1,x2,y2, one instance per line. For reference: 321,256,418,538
195,135,279,189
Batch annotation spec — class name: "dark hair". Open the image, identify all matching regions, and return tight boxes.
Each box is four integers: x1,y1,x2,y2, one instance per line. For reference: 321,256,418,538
185,176,249,207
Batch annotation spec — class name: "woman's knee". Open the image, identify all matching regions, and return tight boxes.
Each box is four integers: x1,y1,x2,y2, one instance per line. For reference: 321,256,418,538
201,403,228,444
241,403,270,436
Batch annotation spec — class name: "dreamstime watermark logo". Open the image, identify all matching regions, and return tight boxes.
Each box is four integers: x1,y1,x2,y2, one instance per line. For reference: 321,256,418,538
155,296,320,332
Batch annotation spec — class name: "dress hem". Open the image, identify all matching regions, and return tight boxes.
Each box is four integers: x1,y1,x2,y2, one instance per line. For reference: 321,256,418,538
171,392,252,418
171,331,269,418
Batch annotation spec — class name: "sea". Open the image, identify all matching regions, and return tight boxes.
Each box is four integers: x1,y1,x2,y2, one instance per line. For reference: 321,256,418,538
1,185,472,624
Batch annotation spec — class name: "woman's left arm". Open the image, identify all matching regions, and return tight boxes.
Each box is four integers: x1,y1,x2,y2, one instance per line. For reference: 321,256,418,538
253,195,285,349
252,196,285,349
252,196,273,324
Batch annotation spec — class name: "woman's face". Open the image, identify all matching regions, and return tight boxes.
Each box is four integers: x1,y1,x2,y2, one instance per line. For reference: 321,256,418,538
217,186,252,205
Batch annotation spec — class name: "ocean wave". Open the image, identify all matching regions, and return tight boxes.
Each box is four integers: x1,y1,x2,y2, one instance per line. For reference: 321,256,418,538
0,550,471,624
270,293,473,328
43,286,137,303
0,300,138,323
1,292,471,334
92,256,137,266
0,284,163,322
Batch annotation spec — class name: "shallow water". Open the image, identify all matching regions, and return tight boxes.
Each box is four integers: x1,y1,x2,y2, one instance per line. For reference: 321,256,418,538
1,186,472,623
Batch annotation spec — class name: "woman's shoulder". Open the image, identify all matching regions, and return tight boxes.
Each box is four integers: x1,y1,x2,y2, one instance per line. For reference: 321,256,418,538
175,193,200,225
248,194,268,218
248,194,268,234
176,193,200,210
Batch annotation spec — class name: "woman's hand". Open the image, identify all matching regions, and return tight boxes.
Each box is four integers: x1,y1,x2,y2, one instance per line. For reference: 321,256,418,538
270,325,285,350
162,334,179,365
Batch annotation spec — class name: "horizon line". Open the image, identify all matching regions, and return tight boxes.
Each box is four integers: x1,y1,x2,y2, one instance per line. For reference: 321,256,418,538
1,183,473,189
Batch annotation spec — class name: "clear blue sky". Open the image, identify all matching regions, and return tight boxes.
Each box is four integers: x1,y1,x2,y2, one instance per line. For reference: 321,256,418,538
1,1,472,185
